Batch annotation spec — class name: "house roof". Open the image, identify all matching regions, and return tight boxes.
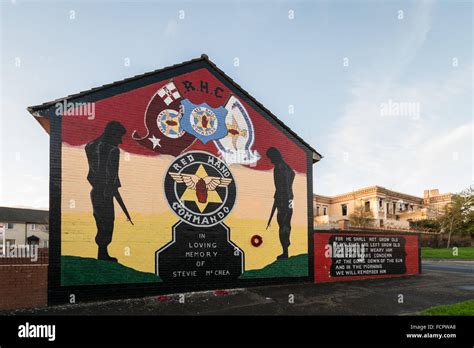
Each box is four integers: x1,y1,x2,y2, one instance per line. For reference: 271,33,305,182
27,54,322,162
0,207,48,224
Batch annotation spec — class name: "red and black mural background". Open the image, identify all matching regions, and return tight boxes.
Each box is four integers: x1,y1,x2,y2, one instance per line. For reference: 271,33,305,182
62,68,307,173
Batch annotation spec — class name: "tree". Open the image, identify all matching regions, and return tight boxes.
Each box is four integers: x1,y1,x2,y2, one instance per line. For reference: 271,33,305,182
438,186,474,248
349,205,374,229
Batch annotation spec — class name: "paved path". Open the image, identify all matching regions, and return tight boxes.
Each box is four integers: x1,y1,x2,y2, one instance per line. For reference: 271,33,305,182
422,261,474,275
3,260,473,316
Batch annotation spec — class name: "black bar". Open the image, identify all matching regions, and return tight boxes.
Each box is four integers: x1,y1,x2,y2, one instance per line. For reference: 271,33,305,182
0,316,472,346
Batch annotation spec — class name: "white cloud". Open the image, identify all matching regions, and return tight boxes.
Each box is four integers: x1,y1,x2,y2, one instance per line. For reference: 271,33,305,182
1,174,49,209
0,100,49,209
390,0,433,80
315,0,473,198
316,64,472,197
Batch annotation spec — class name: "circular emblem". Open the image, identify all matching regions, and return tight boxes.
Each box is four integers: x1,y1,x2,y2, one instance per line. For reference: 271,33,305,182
164,151,236,227
190,107,218,136
157,109,185,139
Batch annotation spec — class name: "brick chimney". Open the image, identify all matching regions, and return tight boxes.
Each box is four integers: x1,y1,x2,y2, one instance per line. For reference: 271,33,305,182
424,189,430,205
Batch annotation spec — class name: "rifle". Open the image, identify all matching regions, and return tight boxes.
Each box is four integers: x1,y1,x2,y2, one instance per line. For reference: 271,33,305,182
266,200,277,230
114,190,134,225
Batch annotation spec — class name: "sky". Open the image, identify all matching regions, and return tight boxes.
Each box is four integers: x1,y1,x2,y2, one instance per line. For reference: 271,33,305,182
0,0,472,209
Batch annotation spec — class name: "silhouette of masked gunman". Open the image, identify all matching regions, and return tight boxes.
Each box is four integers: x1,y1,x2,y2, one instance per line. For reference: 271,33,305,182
85,121,126,262
266,147,295,260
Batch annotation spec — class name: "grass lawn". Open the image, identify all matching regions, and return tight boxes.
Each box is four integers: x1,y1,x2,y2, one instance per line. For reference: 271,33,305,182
419,299,474,316
422,247,474,259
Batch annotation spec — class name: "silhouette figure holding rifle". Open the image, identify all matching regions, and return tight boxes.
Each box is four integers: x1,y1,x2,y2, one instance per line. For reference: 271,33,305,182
85,121,133,262
266,147,295,260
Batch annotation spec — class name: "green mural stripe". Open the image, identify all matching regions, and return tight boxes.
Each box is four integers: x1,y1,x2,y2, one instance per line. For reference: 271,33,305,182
61,256,162,286
240,254,308,279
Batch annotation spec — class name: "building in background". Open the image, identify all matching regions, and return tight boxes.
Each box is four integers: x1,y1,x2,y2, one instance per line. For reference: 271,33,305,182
314,186,451,230
0,207,49,248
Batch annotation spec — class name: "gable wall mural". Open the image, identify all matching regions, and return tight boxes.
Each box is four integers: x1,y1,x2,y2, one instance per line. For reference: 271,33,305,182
57,66,312,291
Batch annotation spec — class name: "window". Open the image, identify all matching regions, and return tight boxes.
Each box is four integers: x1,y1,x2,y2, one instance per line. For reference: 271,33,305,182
364,201,370,212
379,199,383,208
43,240,49,248
316,206,320,216
30,224,36,230
323,207,327,215
7,223,14,229
393,202,396,213
341,204,347,216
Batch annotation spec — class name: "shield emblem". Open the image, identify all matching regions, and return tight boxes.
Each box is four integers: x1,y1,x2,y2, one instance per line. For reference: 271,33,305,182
180,99,228,144
214,96,260,165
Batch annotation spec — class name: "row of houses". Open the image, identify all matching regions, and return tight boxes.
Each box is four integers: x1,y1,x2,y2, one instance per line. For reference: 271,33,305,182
0,187,452,248
0,207,49,248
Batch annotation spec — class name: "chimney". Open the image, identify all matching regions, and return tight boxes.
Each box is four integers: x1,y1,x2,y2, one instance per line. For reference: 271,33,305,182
423,189,430,205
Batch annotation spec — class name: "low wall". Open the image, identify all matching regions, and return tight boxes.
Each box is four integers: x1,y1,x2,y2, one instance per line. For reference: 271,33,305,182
0,248,48,310
314,230,420,283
